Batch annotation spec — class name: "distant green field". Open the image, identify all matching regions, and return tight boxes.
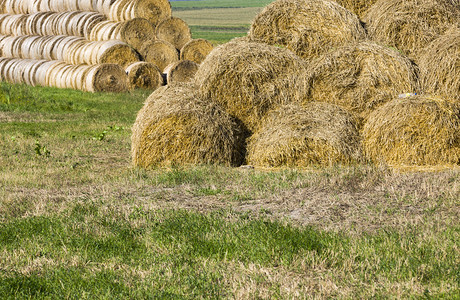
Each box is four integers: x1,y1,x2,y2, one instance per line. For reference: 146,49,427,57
170,0,273,9
171,0,270,44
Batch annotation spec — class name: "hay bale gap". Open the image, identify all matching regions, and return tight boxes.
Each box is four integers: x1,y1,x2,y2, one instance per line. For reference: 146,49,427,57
131,82,246,168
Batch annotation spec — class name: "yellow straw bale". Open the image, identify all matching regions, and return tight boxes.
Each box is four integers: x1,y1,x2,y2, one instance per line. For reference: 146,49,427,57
180,38,213,64
247,102,363,167
119,18,156,51
248,0,366,60
121,0,171,26
363,95,460,166
131,82,246,168
364,0,459,59
418,26,460,101
140,39,178,72
333,0,378,17
96,40,140,67
194,38,309,132
163,60,198,84
155,17,192,50
305,41,420,123
125,61,163,90
84,63,130,92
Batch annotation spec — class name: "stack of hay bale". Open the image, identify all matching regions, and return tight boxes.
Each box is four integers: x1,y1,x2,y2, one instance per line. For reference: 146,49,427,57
0,0,213,92
131,0,458,170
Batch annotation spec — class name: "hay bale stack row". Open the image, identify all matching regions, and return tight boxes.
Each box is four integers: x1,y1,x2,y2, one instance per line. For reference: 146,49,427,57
0,34,139,67
0,12,154,53
0,1,213,89
132,0,460,169
0,57,129,92
0,0,172,25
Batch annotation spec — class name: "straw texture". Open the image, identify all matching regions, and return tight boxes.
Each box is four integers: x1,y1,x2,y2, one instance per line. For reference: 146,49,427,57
131,82,246,168
363,95,460,166
248,0,366,60
247,102,363,167
305,41,420,123
364,0,460,59
194,38,309,132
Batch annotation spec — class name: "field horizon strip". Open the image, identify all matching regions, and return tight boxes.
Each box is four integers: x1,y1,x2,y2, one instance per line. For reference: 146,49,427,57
1,0,459,297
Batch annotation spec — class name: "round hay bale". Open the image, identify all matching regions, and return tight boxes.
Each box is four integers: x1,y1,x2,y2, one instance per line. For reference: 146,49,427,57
125,61,163,90
36,60,59,87
364,0,459,59
418,26,460,101
84,63,129,92
131,82,246,168
305,41,420,123
119,17,156,51
140,40,178,72
163,60,198,84
180,38,213,64
195,38,310,132
109,0,131,21
248,0,366,60
155,17,192,50
96,40,140,67
363,95,460,166
333,0,378,17
123,0,171,26
247,102,363,167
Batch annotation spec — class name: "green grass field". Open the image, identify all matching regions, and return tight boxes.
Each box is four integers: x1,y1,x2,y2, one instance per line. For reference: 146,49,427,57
1,1,459,298
171,0,270,44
